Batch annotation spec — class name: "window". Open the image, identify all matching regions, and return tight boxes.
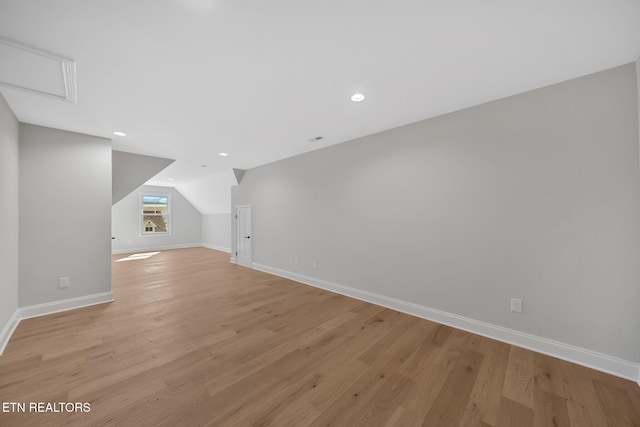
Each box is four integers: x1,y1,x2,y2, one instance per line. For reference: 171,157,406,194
141,195,170,235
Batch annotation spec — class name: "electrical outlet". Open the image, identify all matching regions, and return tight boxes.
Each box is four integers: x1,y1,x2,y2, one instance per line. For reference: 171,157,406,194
59,277,70,289
312,260,317,269
511,298,523,313
294,257,299,265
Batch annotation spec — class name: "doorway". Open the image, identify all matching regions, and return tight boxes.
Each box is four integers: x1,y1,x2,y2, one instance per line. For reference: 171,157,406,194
235,205,252,267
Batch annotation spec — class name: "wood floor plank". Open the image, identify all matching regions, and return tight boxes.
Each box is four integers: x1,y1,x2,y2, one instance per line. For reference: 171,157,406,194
593,379,640,427
503,345,535,408
204,317,371,426
421,349,484,426
307,355,407,427
533,353,567,398
459,337,511,426
496,397,534,427
383,406,415,427
0,247,637,426
559,360,609,426
533,388,570,427
395,328,471,423
203,311,359,398
352,372,414,427
258,399,321,427
304,356,370,411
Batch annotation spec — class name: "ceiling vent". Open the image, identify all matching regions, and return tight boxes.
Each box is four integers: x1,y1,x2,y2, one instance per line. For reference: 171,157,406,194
0,37,77,103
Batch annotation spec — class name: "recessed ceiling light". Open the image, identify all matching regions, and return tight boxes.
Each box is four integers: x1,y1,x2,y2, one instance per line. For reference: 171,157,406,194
350,93,365,102
113,131,127,136
219,152,228,157
168,178,175,181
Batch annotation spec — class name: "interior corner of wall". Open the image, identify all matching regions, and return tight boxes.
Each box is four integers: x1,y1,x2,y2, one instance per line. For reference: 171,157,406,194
635,58,640,173
0,308,21,355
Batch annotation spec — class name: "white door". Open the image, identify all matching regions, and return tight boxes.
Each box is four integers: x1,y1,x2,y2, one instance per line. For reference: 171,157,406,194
235,205,252,267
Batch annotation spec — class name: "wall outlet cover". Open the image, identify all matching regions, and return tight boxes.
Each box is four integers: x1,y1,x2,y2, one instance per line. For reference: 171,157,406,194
511,298,523,313
59,277,70,289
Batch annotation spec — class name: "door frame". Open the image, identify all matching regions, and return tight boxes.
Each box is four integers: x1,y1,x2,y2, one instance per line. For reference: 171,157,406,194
234,204,252,267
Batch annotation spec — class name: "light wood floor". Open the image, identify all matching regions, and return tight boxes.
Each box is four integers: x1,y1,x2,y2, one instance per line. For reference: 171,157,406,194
1,248,639,426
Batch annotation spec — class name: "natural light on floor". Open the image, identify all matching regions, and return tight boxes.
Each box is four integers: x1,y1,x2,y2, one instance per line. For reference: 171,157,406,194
115,252,160,262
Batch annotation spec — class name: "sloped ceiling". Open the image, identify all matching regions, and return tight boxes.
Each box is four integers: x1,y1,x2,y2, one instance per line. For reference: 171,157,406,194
112,151,174,205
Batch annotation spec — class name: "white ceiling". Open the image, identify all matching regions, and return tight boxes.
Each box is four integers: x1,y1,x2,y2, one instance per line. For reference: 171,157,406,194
1,0,639,188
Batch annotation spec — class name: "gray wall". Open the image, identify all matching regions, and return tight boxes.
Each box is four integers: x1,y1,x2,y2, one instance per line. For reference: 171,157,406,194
0,94,19,335
112,185,202,253
112,151,174,205
202,213,232,252
233,63,640,363
19,124,112,307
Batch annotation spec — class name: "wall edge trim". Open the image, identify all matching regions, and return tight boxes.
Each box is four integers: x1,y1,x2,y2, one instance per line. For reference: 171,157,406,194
0,309,21,355
111,243,201,255
201,244,232,253
19,292,114,320
251,262,640,383
1,292,114,355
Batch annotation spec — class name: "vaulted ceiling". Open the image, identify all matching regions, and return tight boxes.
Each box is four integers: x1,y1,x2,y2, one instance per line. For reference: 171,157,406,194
1,0,639,190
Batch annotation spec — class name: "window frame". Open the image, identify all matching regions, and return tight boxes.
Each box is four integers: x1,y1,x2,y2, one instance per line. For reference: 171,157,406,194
139,193,171,237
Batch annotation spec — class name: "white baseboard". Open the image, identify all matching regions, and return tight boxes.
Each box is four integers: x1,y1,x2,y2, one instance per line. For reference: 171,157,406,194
230,256,236,264
19,292,114,320
201,244,232,253
0,292,114,355
252,263,640,383
0,309,21,355
112,243,202,255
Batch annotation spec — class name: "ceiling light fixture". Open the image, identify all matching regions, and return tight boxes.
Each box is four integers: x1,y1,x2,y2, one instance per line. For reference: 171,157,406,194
350,93,365,102
113,131,127,136
168,178,175,181
219,152,228,157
